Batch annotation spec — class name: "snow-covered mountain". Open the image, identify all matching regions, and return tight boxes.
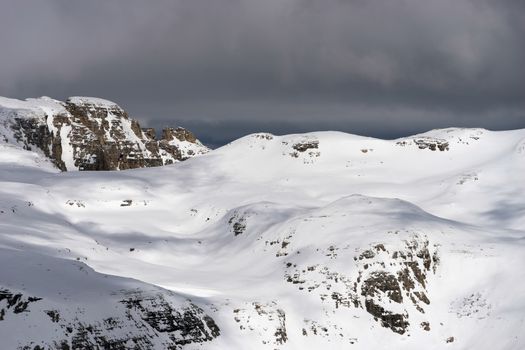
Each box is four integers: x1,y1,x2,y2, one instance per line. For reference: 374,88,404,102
1,126,524,349
0,96,209,171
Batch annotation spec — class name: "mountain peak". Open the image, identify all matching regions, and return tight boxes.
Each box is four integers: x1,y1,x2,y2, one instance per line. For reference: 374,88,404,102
0,95,209,171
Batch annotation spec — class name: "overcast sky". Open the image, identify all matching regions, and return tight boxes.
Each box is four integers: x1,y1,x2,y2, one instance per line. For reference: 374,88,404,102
1,0,524,146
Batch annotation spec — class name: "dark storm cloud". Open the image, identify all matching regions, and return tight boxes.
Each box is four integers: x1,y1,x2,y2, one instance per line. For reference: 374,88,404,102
1,0,524,145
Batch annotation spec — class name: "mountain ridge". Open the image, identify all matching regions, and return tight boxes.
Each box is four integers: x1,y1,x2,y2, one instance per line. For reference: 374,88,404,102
0,95,209,171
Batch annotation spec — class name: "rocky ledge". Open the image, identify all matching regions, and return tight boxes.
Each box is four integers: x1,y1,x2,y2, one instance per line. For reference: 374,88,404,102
0,96,209,171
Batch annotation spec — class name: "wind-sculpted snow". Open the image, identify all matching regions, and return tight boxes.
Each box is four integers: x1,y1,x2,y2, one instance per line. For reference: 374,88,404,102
1,127,525,349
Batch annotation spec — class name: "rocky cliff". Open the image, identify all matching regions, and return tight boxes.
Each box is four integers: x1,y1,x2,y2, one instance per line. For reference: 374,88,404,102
0,96,209,171
0,249,220,350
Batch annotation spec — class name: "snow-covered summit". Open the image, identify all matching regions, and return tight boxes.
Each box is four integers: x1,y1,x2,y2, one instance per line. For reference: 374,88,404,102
0,96,66,121
67,96,123,110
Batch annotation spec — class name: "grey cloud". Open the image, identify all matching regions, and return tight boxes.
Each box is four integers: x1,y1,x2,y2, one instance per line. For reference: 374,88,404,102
1,0,524,146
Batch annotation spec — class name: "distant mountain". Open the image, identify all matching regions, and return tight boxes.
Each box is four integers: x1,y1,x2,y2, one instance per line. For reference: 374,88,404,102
0,96,209,171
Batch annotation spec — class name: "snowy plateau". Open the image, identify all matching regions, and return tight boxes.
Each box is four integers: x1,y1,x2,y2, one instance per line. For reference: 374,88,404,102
0,97,524,349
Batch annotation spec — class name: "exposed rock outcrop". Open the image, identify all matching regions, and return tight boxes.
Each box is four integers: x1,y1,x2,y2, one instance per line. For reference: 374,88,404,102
1,287,219,350
0,96,209,171
232,302,287,347
281,137,321,162
396,137,449,151
283,233,439,335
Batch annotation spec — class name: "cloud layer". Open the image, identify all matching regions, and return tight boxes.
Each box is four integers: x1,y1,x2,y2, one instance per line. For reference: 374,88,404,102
1,0,524,145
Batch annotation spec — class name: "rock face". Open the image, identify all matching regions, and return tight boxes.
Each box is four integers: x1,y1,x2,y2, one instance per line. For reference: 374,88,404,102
282,229,439,336
396,137,449,151
0,96,209,171
0,249,220,350
0,289,42,320
1,287,219,350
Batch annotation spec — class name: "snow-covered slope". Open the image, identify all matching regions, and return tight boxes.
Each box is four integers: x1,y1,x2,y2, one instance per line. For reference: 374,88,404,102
1,127,524,349
0,96,209,171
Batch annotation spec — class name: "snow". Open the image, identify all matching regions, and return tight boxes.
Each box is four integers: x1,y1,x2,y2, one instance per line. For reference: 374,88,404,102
58,124,77,171
0,96,65,120
67,96,122,109
166,137,210,159
0,127,524,349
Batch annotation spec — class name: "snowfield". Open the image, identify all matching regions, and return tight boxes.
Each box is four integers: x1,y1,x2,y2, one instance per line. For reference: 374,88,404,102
1,127,524,349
